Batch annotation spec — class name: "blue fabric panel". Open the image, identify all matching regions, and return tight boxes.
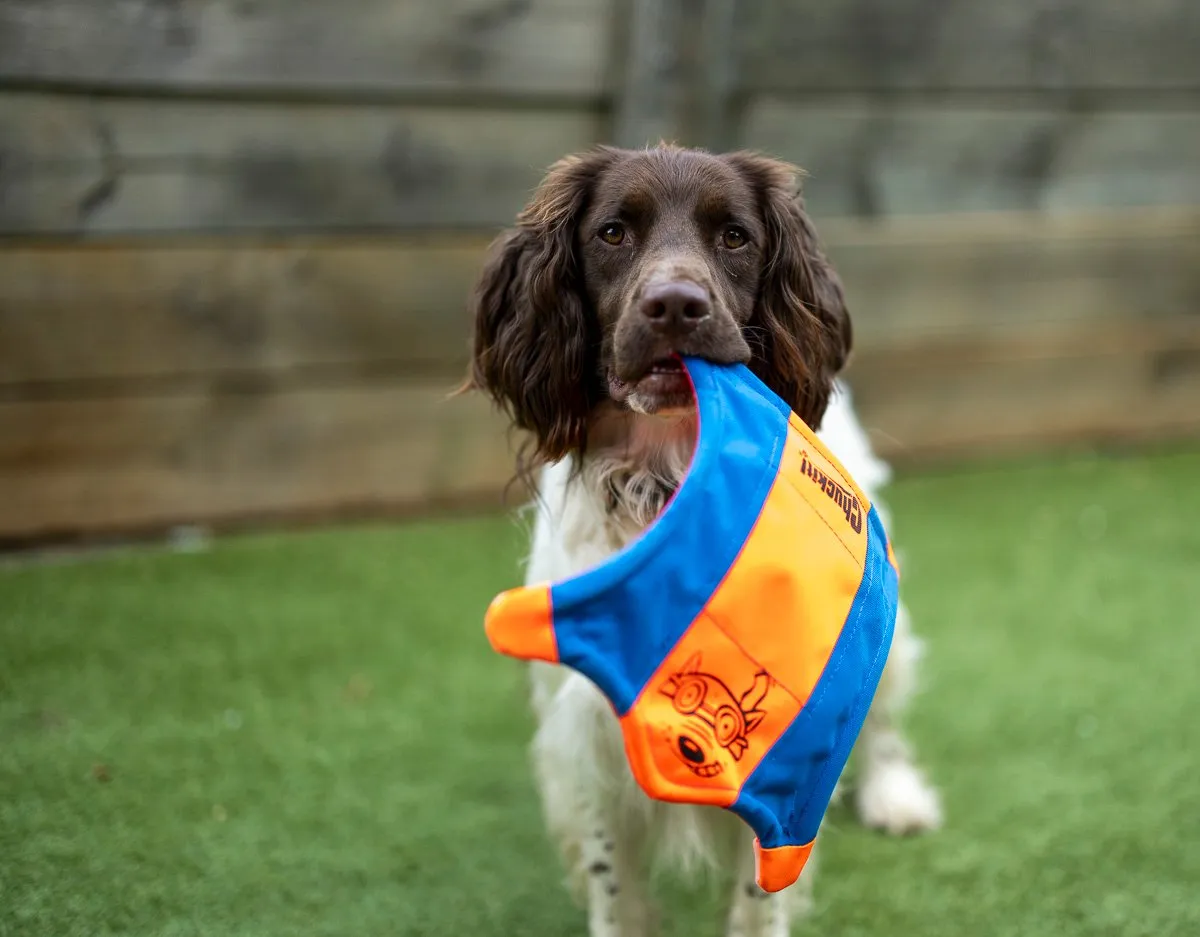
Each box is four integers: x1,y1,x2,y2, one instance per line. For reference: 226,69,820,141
730,506,899,848
550,358,790,715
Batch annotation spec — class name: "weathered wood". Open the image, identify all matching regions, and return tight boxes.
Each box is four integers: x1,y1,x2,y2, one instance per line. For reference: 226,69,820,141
1062,1,1200,92
611,0,738,149
742,0,1200,93
612,0,682,147
742,102,1200,218
820,208,1200,346
0,381,517,541
3,210,1198,387
848,323,1200,462
2,209,1197,543
0,238,493,385
0,0,612,98
4,319,1197,542
835,211,1200,462
0,93,597,235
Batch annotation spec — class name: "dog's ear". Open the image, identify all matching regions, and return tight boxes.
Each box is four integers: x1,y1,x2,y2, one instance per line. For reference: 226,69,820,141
725,152,852,430
466,148,619,464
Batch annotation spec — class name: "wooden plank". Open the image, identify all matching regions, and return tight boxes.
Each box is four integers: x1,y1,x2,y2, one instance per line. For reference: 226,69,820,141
0,93,599,235
847,324,1200,463
742,101,1200,218
612,0,684,147
832,210,1200,461
2,209,1198,541
0,0,612,98
1051,0,1200,93
4,325,1195,542
0,381,517,541
3,210,1198,388
0,239,492,385
742,0,1200,93
611,0,738,150
4,322,1197,543
817,209,1200,347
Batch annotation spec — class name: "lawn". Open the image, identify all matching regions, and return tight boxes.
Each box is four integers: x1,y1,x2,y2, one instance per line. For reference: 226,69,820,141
2,448,1199,937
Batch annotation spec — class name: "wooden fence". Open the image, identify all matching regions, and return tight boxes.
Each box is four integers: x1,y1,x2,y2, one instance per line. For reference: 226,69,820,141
1,0,1198,543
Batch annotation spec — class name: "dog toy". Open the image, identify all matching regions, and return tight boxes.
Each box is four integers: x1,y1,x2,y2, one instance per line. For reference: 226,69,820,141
483,357,899,892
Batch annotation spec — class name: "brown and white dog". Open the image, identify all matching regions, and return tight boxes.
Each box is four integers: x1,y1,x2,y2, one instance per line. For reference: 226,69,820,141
466,145,941,937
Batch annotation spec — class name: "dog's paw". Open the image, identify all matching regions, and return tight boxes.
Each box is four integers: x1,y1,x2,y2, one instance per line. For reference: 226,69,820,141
856,760,942,835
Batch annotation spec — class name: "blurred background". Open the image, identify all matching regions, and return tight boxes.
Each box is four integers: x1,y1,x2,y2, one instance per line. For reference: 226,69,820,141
2,3,1199,936
1,0,1196,544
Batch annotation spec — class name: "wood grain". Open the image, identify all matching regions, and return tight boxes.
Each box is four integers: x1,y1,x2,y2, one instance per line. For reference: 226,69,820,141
2,209,1197,542
611,0,739,150
0,381,516,541
819,208,1200,346
0,238,493,385
742,102,1200,218
742,0,1200,93
0,0,612,98
4,322,1196,541
0,93,599,235
848,323,1200,462
4,210,1196,387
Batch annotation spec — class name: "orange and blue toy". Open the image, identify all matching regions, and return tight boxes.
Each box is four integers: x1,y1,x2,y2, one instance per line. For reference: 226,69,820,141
483,357,899,893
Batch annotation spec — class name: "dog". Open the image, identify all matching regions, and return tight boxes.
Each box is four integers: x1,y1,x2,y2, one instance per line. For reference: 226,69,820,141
466,145,941,936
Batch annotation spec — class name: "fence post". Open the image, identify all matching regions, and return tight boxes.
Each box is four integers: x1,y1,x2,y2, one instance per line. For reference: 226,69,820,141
612,0,740,151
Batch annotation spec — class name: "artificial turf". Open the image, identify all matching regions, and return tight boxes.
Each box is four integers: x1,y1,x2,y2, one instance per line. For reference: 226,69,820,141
2,448,1199,937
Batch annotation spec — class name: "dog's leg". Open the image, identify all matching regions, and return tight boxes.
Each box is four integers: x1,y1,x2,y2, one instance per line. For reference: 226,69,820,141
725,834,814,937
532,668,652,937
578,801,651,937
855,603,943,833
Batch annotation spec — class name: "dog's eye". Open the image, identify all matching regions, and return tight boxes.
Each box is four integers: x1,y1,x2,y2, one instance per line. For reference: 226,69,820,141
598,222,626,246
721,226,748,249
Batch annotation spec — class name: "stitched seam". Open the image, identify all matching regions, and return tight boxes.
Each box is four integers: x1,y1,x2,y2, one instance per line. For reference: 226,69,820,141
623,406,789,705
696,465,863,704
697,609,803,709
778,470,863,568
788,413,872,510
721,543,883,848
683,419,805,706
785,548,889,833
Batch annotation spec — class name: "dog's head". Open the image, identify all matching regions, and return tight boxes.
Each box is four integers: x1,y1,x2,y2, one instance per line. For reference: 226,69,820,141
467,145,852,464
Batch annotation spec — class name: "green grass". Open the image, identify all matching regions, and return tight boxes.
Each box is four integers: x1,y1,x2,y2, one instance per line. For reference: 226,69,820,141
3,448,1199,937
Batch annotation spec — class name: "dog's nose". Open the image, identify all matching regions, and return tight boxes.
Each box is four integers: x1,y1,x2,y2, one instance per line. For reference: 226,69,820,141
639,281,711,333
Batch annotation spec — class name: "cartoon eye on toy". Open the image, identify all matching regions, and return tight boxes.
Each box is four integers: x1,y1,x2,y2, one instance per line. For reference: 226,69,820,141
713,705,745,747
671,675,707,714
677,735,706,763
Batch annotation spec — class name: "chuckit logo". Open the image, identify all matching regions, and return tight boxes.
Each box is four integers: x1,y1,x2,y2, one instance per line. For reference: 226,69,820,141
659,653,771,779
799,450,863,534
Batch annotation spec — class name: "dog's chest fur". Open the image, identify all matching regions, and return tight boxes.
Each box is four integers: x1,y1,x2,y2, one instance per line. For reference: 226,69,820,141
580,409,697,549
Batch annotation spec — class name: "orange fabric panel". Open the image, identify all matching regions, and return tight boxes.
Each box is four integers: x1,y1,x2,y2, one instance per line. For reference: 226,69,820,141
483,584,558,664
619,613,803,806
786,414,872,541
754,838,815,893
703,423,868,708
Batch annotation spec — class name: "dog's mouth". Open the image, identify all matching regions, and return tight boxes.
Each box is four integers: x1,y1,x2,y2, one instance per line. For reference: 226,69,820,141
608,358,694,414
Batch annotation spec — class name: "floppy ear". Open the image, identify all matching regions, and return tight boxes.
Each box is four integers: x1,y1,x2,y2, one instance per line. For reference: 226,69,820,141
466,148,619,464
725,152,852,429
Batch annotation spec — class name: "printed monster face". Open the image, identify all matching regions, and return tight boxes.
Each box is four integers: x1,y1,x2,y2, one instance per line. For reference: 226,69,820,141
659,653,770,779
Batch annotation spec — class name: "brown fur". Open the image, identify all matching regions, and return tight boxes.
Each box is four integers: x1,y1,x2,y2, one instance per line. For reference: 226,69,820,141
465,145,851,469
